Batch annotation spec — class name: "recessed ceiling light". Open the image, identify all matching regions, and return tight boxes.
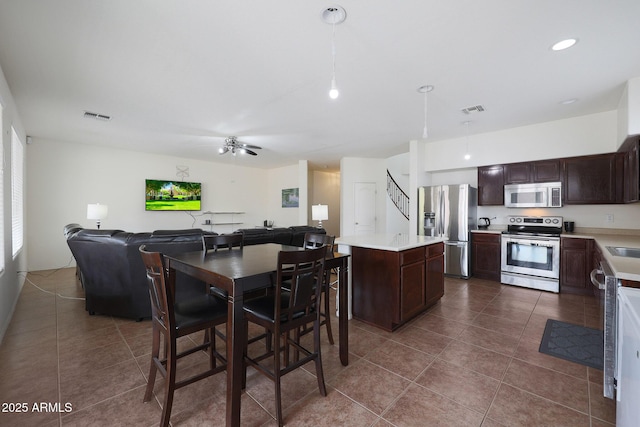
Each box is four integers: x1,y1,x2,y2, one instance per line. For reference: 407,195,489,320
560,98,578,105
551,38,578,51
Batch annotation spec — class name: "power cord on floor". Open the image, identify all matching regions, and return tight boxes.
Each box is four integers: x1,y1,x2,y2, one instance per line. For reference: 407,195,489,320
17,258,86,301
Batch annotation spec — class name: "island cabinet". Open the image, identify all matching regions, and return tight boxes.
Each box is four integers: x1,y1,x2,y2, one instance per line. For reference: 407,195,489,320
471,232,501,281
560,237,594,295
351,242,444,331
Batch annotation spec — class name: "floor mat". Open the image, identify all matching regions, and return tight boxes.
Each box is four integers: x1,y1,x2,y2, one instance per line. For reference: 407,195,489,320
538,319,603,370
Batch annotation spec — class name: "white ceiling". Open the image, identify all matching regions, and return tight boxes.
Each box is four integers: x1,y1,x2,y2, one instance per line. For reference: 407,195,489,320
1,0,639,170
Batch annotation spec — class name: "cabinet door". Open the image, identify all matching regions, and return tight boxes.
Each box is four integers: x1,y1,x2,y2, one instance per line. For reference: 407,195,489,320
532,160,561,182
560,237,594,294
471,233,501,281
400,260,426,321
624,141,639,203
425,245,444,307
563,154,620,204
504,163,531,184
478,165,504,206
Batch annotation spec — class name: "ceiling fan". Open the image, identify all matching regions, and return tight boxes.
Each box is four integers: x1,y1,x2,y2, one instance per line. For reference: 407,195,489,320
218,136,262,156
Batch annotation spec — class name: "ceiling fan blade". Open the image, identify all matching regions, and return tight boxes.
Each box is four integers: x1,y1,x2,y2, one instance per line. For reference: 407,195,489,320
244,148,258,156
241,143,262,150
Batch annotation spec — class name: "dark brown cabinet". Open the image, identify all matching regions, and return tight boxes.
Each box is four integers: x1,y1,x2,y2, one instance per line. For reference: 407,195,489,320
352,242,444,331
471,232,501,281
504,160,561,185
504,162,531,184
532,159,562,182
560,237,594,294
622,138,639,203
478,165,504,206
563,153,623,204
400,247,426,322
425,243,445,307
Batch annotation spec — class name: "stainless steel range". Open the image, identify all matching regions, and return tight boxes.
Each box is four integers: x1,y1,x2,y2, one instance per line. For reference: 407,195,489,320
501,215,563,293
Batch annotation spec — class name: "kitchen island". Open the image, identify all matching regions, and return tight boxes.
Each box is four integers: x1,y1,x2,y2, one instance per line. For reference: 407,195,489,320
336,234,446,331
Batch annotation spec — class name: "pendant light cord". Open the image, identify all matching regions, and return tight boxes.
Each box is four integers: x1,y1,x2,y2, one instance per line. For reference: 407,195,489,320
332,21,337,83
423,89,428,138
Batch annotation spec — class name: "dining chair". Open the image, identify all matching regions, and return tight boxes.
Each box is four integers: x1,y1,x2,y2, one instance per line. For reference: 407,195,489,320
243,246,327,427
139,245,227,427
202,232,244,254
301,232,336,345
202,233,244,299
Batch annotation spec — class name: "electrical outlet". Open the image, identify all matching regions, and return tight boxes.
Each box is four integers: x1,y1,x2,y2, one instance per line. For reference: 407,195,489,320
605,214,614,223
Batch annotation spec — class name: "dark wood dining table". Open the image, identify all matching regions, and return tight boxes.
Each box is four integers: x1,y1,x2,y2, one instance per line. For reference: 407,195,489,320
164,243,350,427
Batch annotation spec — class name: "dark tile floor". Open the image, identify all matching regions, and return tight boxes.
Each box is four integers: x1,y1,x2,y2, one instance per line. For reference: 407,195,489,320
0,267,616,426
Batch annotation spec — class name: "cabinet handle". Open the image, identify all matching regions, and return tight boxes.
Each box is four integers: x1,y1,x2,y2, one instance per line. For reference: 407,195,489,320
590,268,605,290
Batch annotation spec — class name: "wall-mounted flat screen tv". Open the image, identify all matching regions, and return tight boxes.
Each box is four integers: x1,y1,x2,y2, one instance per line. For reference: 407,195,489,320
145,179,201,211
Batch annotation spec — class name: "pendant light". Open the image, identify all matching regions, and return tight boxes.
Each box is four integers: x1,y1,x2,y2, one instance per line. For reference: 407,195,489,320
322,6,346,100
417,85,434,139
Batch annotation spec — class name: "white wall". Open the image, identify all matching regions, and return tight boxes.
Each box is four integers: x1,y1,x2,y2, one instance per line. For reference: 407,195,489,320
264,161,308,229
386,153,410,234
310,170,341,238
617,76,640,147
340,157,387,237
424,111,617,171
0,66,27,343
26,139,309,271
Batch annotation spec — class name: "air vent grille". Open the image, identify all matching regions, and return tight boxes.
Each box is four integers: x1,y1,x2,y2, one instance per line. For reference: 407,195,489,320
461,105,485,114
83,111,112,121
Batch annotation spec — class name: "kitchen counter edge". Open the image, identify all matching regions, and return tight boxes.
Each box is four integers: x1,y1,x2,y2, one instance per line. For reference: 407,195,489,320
335,234,446,252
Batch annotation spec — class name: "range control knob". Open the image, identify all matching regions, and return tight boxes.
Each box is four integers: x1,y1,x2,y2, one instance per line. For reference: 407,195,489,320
552,218,559,224
509,217,516,223
544,219,550,224
515,217,522,223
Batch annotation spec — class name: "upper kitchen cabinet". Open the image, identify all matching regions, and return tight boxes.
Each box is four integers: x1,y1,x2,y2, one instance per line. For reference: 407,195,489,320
621,137,639,203
532,159,562,182
478,165,504,206
504,160,561,184
563,153,623,204
504,162,531,184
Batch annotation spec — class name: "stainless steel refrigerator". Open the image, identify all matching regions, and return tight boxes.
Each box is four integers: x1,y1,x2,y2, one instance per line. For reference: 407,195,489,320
418,184,477,278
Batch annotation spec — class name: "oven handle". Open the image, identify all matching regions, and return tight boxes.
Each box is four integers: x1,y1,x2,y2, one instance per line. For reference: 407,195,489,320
590,268,606,290
504,240,558,248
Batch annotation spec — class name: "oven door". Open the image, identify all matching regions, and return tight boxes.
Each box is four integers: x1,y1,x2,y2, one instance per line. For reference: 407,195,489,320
501,235,560,279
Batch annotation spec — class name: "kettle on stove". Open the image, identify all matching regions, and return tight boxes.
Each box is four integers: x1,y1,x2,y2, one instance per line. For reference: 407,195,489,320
478,217,491,230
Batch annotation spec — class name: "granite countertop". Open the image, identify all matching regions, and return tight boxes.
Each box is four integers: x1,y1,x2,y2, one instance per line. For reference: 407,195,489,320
335,234,446,252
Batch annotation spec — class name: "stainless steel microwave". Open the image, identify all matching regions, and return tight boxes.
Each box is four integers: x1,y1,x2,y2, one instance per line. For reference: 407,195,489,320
504,182,562,208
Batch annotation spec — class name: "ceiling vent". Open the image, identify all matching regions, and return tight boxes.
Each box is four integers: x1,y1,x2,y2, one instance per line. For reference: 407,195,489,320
461,105,485,114
83,111,111,121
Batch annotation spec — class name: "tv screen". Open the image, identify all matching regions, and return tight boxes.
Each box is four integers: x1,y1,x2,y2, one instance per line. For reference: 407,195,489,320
145,179,201,211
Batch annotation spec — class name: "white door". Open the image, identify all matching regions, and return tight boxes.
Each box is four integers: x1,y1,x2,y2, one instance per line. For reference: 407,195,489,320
354,182,376,235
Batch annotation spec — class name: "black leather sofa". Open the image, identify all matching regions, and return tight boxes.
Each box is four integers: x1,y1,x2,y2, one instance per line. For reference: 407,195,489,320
236,225,325,247
66,227,215,320
65,225,325,320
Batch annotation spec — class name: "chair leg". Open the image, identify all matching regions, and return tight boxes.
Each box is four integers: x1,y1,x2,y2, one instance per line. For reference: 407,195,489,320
314,319,327,397
323,287,334,345
160,340,178,427
143,327,161,402
208,327,216,369
274,332,284,427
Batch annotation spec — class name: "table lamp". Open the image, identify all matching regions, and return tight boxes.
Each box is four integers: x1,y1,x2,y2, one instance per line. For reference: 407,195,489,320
312,204,328,228
87,203,108,229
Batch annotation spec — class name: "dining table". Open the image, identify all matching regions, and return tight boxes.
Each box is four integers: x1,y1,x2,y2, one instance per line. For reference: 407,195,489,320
163,243,350,427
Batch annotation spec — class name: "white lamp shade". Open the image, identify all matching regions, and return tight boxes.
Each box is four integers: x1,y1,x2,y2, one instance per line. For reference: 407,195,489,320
87,203,108,220
312,204,328,221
